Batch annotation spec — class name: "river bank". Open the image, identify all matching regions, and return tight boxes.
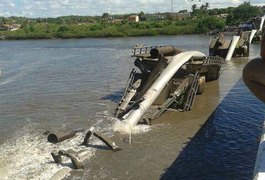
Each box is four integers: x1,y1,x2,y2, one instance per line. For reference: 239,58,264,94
0,24,197,40
0,16,226,40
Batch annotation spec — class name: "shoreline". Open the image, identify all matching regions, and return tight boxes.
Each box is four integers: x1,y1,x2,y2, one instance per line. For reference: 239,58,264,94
0,32,199,41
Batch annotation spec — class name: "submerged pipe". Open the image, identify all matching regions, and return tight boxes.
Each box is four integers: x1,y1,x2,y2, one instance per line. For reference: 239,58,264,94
114,51,205,133
150,45,182,58
47,129,84,143
225,36,240,61
48,132,76,143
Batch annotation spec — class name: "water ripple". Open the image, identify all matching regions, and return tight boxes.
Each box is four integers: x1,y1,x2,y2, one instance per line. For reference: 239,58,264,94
162,79,265,180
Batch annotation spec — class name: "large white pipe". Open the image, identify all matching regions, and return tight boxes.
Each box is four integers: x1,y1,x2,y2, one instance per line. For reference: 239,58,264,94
249,30,257,44
225,36,240,61
115,51,205,133
259,15,265,32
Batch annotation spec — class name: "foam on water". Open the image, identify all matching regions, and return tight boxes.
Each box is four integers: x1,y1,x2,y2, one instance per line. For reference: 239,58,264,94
0,158,8,180
0,110,151,179
113,120,151,134
0,130,60,179
0,124,101,179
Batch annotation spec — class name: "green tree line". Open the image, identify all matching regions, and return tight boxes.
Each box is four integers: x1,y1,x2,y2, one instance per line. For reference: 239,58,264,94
0,2,263,40
1,19,200,39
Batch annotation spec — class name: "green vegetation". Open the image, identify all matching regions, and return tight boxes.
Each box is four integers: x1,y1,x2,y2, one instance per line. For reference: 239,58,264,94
0,19,200,39
195,16,225,33
226,2,262,25
0,2,264,40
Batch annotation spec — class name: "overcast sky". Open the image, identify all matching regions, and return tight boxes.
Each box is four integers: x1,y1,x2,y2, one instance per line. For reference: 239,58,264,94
0,0,265,18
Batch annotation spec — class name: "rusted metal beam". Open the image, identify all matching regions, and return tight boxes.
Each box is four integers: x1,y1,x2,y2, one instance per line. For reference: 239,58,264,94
81,127,121,151
51,149,84,169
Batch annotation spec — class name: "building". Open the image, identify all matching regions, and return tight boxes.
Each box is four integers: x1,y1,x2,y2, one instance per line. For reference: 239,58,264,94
128,15,139,22
170,12,191,20
0,24,21,31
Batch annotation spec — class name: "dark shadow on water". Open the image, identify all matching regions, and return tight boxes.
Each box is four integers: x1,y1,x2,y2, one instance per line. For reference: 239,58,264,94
100,89,124,103
161,79,265,180
46,160,74,168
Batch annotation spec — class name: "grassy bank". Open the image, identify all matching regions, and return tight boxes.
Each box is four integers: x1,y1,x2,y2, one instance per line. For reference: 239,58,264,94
0,17,225,40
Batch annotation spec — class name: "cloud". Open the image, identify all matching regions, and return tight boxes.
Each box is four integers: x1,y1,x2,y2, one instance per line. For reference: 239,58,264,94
0,0,264,18
9,3,16,7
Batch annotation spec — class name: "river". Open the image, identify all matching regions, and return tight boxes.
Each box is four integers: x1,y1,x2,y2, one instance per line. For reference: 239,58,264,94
0,35,264,179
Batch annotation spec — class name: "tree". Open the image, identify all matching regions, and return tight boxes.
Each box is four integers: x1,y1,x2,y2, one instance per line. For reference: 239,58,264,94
192,4,197,13
200,3,209,12
226,2,262,25
0,18,4,26
200,5,206,11
58,26,69,32
138,11,146,21
208,9,218,16
102,13,110,20
192,3,209,16
205,3,209,10
195,16,225,33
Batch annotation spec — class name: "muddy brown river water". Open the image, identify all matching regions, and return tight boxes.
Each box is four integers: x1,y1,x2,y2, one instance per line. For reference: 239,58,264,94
67,58,265,180
0,35,264,179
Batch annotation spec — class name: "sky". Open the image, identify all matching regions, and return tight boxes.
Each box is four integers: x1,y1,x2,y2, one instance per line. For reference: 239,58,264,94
0,0,264,18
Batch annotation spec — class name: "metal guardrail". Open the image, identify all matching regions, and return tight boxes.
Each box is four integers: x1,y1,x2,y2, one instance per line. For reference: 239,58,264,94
183,72,200,111
131,44,168,57
190,56,225,65
203,56,225,65
132,45,224,66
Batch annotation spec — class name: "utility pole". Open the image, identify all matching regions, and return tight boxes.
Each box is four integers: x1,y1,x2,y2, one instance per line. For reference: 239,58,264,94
171,0,173,13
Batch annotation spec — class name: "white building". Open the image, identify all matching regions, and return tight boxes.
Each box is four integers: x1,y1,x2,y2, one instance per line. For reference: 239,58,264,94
128,15,139,22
